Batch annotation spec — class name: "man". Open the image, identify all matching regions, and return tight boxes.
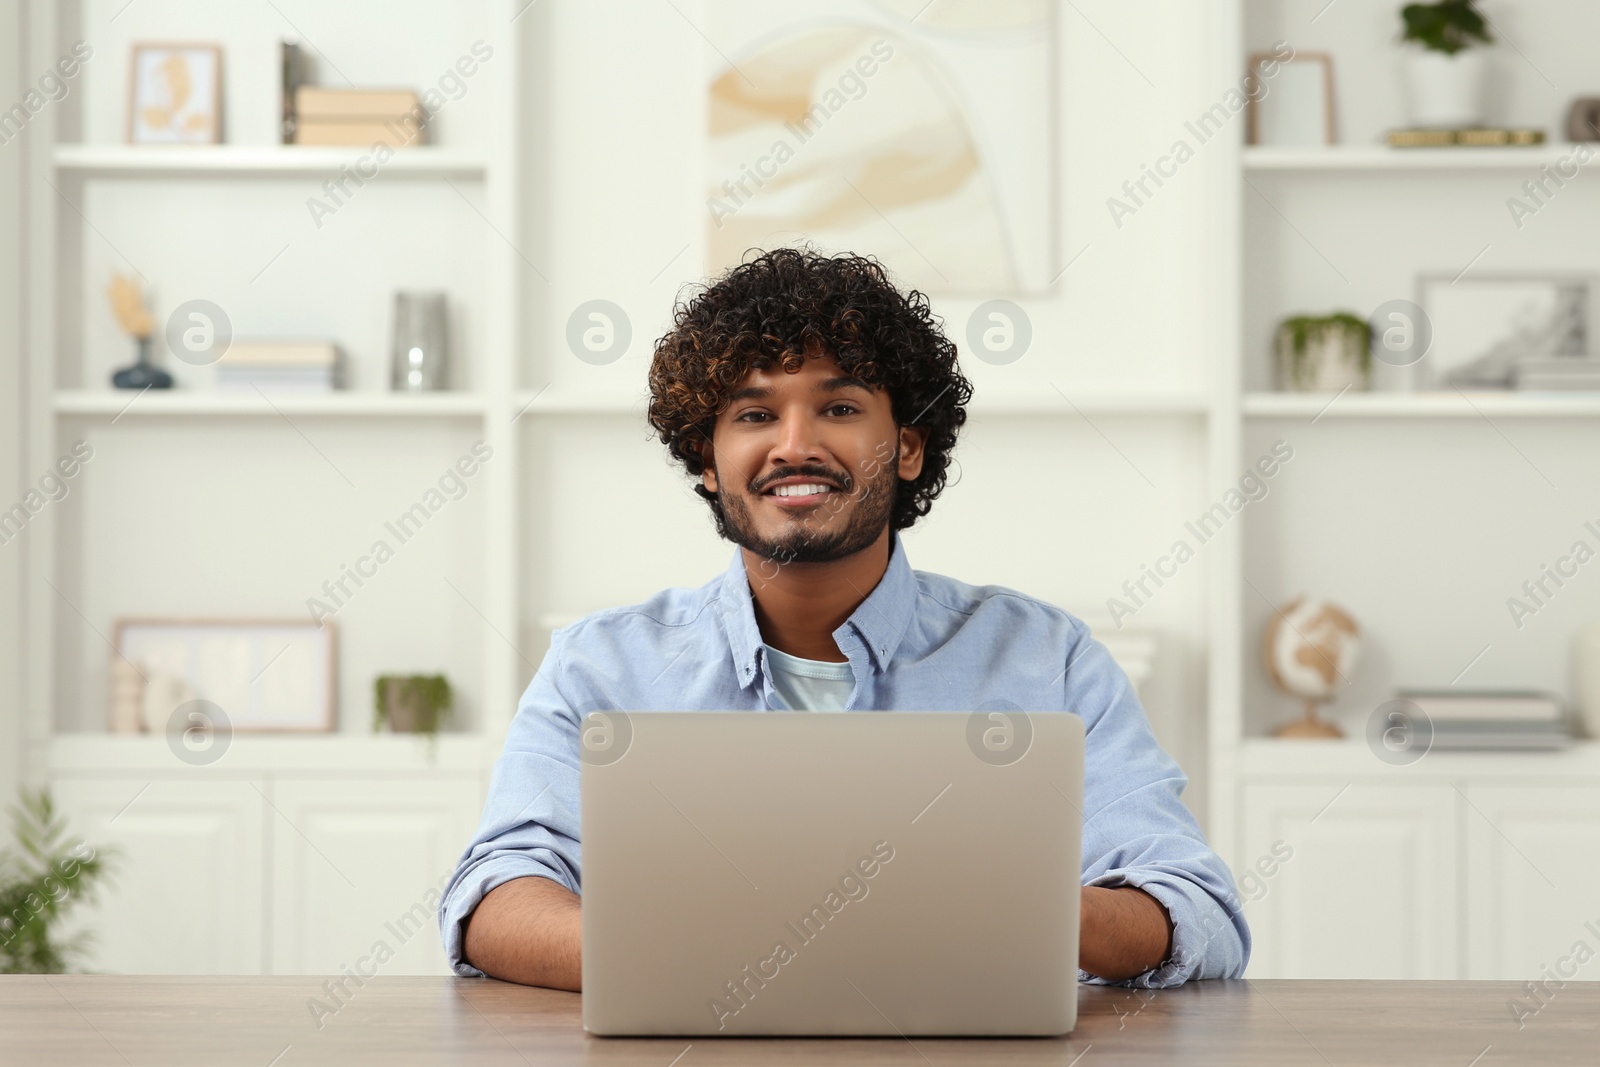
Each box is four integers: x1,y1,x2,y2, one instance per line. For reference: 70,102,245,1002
439,247,1250,991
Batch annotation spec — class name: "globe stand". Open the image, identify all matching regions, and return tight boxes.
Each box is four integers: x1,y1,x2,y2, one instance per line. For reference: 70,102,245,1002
1274,697,1343,739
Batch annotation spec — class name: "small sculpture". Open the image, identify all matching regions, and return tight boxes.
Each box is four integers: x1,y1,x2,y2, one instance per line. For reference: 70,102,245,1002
107,273,172,389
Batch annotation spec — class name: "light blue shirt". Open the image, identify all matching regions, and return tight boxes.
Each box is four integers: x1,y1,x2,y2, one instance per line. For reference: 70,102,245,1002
439,529,1250,987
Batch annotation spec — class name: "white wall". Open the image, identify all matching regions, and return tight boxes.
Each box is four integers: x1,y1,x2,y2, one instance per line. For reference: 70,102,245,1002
517,0,1235,816
1,0,24,799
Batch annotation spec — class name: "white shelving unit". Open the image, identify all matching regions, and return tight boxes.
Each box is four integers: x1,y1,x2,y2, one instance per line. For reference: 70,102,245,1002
1223,0,1600,982
19,0,526,976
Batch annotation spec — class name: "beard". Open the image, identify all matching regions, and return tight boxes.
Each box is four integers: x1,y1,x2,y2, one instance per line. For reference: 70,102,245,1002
714,445,899,566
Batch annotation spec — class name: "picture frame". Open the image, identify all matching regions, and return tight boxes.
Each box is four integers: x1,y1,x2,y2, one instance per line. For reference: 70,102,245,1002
1416,273,1594,389
127,43,222,145
1246,51,1336,147
111,617,336,733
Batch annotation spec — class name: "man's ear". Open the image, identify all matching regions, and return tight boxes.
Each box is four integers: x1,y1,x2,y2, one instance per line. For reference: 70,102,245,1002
699,438,719,493
897,426,929,482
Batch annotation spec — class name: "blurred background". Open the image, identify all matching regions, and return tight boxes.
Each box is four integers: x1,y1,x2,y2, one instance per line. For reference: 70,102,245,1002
2,0,1599,984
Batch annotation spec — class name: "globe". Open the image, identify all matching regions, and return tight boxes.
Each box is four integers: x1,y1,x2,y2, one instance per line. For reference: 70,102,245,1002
1263,596,1361,738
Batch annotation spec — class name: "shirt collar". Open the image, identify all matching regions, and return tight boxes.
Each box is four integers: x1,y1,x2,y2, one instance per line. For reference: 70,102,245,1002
719,529,918,688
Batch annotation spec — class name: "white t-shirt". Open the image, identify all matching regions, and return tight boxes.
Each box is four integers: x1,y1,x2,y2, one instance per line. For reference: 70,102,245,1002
762,644,855,712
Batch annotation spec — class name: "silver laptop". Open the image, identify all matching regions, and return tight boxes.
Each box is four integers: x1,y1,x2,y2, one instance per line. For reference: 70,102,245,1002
580,710,1084,1036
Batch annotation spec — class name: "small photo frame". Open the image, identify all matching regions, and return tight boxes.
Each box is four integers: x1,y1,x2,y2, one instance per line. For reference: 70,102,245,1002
1247,51,1335,147
111,617,336,733
1417,273,1593,389
127,43,222,145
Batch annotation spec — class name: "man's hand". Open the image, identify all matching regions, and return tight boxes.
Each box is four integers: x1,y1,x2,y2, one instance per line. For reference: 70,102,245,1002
463,876,583,990
1079,885,1174,982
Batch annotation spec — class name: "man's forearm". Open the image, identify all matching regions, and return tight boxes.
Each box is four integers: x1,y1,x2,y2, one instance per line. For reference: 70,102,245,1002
463,875,583,990
1079,885,1173,982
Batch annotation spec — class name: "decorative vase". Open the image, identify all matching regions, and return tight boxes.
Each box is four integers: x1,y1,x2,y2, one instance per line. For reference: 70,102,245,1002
1403,50,1488,127
111,336,174,390
1274,316,1371,393
391,291,450,392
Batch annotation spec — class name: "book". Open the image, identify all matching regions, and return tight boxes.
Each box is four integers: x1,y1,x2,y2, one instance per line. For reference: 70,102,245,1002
295,87,420,120
219,341,339,368
216,368,339,393
1385,127,1547,148
1426,720,1571,750
294,119,426,149
1395,689,1563,723
1514,358,1600,391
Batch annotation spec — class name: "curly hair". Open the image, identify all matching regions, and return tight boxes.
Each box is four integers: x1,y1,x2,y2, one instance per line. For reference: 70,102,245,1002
647,246,974,535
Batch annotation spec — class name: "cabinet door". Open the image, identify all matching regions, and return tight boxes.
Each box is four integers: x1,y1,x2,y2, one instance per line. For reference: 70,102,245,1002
266,776,482,975
49,777,266,974
1239,781,1458,979
1463,784,1600,980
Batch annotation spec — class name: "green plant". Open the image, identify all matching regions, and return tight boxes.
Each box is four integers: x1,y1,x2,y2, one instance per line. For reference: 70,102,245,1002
1276,312,1372,389
1400,0,1492,55
373,674,454,736
0,787,115,973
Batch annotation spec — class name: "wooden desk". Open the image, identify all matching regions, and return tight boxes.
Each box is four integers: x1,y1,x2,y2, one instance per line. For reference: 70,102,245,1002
2,976,1593,1065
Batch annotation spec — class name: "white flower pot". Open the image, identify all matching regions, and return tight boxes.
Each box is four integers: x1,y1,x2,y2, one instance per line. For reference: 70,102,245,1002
1275,323,1370,393
1404,50,1488,127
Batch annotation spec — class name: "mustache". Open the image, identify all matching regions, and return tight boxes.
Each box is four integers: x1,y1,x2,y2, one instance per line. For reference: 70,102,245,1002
753,466,852,494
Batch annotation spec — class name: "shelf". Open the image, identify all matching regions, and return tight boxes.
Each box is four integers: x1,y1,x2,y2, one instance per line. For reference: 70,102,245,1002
1242,391,1600,418
968,389,1211,415
52,144,489,177
1244,144,1590,172
1236,737,1600,778
55,390,489,418
510,388,1212,417
45,733,489,774
512,387,652,416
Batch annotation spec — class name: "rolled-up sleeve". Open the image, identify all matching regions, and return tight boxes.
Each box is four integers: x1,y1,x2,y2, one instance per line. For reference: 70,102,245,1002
1065,621,1250,987
438,628,585,977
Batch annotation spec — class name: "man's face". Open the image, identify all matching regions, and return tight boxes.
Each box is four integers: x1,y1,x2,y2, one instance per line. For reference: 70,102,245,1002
700,354,926,565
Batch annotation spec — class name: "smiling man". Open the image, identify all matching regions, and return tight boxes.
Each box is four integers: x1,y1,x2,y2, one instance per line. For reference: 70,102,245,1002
439,247,1249,992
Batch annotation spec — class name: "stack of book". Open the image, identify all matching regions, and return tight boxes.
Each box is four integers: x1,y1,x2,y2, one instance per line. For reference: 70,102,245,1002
1514,358,1600,391
1385,127,1546,148
1396,689,1570,750
216,341,342,393
293,88,426,149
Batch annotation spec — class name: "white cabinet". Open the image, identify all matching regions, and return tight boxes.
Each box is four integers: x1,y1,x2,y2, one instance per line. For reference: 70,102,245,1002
1463,785,1600,980
47,737,488,975
50,778,266,974
1240,781,1459,979
267,778,481,975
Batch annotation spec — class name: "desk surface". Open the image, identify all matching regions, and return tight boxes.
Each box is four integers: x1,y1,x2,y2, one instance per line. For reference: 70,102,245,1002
2,976,1593,1065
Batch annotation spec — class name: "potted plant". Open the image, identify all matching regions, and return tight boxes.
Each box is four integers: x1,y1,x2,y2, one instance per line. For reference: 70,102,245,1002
373,674,454,744
1,787,115,973
1274,312,1372,393
1399,0,1493,128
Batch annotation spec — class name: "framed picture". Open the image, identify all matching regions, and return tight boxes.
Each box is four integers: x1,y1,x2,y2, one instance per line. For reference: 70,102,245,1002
1247,51,1335,147
111,617,336,733
127,43,222,144
1417,273,1593,388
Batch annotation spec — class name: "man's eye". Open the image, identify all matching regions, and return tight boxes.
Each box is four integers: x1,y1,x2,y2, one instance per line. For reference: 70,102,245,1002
735,411,770,423
828,404,859,416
